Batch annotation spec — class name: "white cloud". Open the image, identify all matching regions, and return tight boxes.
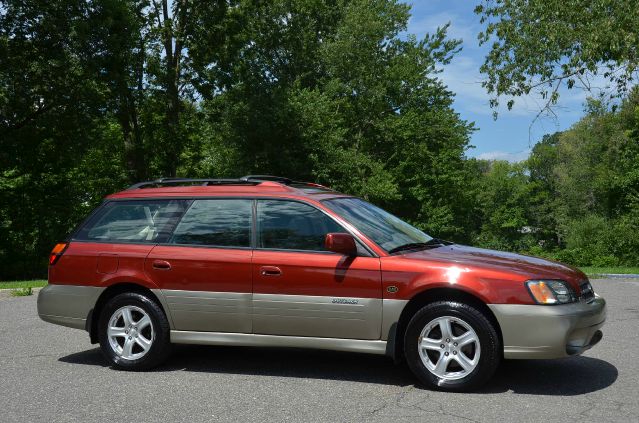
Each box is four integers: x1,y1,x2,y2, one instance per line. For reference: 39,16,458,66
405,5,596,121
402,1,604,152
476,149,531,162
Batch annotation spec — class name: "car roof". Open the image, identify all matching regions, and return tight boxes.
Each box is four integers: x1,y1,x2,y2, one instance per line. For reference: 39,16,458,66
106,176,351,202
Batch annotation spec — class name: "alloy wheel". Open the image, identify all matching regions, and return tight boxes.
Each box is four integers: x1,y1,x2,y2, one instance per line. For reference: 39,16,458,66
418,316,481,381
107,305,154,360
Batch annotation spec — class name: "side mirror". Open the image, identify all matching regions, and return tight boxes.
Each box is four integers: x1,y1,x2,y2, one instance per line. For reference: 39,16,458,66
324,233,357,256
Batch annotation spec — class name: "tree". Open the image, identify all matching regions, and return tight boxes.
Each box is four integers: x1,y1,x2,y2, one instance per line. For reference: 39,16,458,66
192,0,475,240
0,0,123,278
88,0,234,180
475,0,639,116
522,90,639,266
0,0,476,279
473,160,533,250
526,133,561,246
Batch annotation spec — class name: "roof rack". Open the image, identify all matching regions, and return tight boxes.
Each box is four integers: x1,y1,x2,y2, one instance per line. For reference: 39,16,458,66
127,175,335,192
127,178,260,190
238,175,335,191
239,175,293,184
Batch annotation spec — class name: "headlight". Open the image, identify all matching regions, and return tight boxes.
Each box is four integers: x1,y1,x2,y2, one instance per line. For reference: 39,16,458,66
526,280,577,304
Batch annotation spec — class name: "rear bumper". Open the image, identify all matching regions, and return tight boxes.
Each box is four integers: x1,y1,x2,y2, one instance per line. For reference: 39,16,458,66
37,284,104,330
488,295,606,359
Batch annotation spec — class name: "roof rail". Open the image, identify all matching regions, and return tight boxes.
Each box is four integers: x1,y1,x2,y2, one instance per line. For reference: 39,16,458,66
126,175,333,191
239,175,293,184
127,178,260,190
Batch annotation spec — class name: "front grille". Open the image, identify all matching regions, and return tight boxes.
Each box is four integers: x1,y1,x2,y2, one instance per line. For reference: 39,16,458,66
579,280,595,302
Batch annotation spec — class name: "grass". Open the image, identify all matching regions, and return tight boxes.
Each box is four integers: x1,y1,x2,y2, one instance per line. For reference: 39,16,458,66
581,267,639,276
0,280,47,290
10,287,33,296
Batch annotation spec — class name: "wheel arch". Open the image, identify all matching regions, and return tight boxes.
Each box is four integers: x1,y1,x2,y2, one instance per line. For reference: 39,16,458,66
87,283,168,344
392,287,503,361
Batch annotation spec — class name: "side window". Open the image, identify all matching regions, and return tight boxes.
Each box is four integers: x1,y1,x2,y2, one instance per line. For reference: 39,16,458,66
257,200,346,251
74,200,187,243
170,199,252,247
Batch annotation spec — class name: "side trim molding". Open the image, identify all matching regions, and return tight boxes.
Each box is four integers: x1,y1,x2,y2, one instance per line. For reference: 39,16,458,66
170,330,388,355
160,289,252,333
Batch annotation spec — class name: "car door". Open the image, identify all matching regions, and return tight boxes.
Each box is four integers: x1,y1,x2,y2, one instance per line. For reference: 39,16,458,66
252,199,382,340
145,198,253,333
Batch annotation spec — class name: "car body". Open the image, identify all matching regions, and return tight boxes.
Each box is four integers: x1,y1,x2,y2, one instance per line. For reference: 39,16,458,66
38,176,606,391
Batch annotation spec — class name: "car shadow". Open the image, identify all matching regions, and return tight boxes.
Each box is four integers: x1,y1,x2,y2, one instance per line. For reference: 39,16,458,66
481,356,618,395
59,345,414,386
59,346,617,395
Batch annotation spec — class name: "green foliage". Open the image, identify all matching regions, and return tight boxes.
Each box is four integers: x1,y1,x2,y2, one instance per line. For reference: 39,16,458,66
1,0,638,280
475,0,639,114
473,160,534,250
580,267,639,277
472,88,639,267
10,287,33,297
0,280,47,290
0,0,476,279
0,0,127,278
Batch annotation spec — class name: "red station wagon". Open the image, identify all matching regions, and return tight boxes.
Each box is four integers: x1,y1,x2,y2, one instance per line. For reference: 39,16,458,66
38,176,606,391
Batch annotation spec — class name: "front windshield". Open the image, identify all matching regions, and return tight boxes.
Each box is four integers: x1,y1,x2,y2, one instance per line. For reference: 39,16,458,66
323,197,433,253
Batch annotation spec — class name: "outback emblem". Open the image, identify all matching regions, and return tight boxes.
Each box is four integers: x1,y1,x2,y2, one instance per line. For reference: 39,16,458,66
332,298,358,305
387,286,399,293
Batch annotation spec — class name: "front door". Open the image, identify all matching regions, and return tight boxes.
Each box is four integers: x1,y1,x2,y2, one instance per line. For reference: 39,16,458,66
145,198,254,333
252,199,382,340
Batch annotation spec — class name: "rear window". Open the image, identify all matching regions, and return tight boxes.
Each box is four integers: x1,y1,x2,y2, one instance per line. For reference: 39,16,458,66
73,200,188,243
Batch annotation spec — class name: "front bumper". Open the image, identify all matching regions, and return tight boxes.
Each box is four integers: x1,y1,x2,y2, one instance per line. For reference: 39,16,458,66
488,295,606,359
37,284,104,330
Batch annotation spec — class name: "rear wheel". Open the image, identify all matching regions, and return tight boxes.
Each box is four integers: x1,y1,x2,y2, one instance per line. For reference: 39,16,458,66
98,292,171,370
404,301,501,391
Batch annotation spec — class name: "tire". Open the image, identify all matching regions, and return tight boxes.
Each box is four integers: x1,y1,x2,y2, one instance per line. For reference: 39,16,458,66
98,292,171,371
404,301,501,392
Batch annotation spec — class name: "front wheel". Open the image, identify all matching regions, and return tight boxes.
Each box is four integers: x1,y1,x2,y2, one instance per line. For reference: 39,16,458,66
404,301,501,391
98,292,171,370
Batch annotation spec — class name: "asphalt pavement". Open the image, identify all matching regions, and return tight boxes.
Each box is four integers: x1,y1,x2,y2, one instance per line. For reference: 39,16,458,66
0,279,637,422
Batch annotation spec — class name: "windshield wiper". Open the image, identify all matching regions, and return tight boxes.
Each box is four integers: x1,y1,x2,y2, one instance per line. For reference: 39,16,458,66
388,238,450,254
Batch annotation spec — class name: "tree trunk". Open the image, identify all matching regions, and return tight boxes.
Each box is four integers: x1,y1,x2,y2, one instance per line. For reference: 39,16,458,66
162,0,183,177
120,38,147,183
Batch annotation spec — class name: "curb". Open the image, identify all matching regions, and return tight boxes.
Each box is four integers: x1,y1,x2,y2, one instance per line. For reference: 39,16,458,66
589,274,639,279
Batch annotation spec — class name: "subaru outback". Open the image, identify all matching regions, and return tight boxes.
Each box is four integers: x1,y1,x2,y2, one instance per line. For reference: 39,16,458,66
38,175,606,391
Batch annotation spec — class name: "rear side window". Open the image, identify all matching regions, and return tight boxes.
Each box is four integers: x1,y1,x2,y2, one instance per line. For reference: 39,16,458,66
170,199,252,247
74,200,188,243
257,200,346,251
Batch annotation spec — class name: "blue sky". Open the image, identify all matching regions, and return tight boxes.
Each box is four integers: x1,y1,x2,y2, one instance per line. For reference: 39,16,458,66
403,1,591,161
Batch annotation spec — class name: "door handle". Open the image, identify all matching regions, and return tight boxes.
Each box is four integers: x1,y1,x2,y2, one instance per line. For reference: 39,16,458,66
260,266,282,277
152,259,171,270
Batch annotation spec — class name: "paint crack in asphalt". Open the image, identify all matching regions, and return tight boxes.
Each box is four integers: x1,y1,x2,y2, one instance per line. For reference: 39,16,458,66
367,385,417,418
367,386,483,422
409,393,483,423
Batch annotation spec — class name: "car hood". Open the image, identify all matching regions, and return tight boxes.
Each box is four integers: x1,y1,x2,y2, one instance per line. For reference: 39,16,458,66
400,244,586,283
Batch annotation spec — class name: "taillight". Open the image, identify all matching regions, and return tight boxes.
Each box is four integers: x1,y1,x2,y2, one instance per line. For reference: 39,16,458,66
49,242,68,265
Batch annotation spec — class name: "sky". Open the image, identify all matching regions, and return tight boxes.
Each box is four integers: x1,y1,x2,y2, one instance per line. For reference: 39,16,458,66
403,1,592,161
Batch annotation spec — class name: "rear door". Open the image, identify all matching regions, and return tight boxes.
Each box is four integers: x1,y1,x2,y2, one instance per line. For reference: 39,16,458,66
145,198,254,333
251,199,382,340
62,199,188,286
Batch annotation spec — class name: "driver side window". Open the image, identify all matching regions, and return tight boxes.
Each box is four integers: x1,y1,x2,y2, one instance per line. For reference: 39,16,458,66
257,200,346,251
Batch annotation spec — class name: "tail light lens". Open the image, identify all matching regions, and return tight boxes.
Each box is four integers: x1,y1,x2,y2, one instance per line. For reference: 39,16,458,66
49,242,68,265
